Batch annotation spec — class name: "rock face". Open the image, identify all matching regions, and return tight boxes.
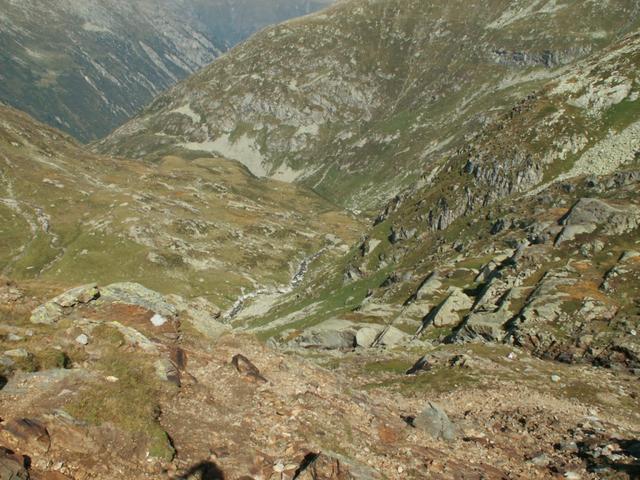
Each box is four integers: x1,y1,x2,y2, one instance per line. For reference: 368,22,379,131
419,288,472,333
100,283,177,318
0,418,51,456
413,272,442,302
555,198,640,245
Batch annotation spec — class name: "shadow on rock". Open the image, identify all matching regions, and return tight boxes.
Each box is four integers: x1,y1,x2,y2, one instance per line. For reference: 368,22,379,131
175,461,225,480
579,438,640,477
0,375,7,390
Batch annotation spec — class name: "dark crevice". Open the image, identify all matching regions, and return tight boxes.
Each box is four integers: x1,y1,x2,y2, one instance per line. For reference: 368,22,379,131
174,461,225,480
293,452,320,479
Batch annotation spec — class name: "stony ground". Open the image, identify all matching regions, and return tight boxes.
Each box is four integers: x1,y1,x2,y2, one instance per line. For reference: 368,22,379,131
1,280,639,479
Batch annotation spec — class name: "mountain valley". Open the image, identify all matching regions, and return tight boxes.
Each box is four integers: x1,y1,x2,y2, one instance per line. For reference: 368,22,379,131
0,1,639,479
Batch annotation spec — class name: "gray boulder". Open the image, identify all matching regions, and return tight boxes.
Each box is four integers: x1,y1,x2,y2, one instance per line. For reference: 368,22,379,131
53,284,99,307
414,272,442,301
377,325,410,346
356,325,410,348
620,250,640,263
554,224,596,246
414,402,458,441
30,283,99,324
355,327,380,348
101,282,177,317
420,288,472,332
296,329,356,350
452,306,512,343
30,301,63,325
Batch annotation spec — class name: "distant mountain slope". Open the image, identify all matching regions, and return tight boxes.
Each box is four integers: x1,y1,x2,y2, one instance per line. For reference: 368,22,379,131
0,104,360,307
96,0,639,209
0,0,332,142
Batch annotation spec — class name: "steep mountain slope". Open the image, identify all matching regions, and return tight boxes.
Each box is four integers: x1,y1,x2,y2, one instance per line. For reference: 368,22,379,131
239,30,640,373
0,104,360,307
97,0,640,209
0,0,332,142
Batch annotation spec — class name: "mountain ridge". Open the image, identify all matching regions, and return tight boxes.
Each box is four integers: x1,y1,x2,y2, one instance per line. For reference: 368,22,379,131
96,0,640,209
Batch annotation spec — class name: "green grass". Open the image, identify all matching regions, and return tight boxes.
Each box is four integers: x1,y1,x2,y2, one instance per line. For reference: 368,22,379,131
604,97,640,131
10,233,61,278
362,363,481,396
253,263,394,340
0,204,32,268
65,349,175,460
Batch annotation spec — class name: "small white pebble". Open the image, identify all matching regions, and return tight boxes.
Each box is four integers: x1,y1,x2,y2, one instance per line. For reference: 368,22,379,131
150,313,167,327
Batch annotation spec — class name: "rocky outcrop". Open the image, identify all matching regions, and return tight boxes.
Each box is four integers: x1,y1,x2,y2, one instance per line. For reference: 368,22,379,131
451,304,513,343
295,329,357,350
30,284,99,324
100,283,177,318
0,447,29,480
417,288,473,335
490,47,591,68
356,325,410,348
389,226,417,244
30,283,179,326
0,419,50,456
555,198,640,245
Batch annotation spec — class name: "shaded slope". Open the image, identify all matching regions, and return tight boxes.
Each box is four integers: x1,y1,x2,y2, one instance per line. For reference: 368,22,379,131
0,0,332,142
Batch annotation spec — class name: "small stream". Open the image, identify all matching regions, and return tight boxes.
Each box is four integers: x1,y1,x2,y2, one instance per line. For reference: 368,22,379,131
222,247,327,322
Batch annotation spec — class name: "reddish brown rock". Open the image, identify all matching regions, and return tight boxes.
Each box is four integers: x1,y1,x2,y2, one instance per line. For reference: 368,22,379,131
0,419,50,456
0,447,29,480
